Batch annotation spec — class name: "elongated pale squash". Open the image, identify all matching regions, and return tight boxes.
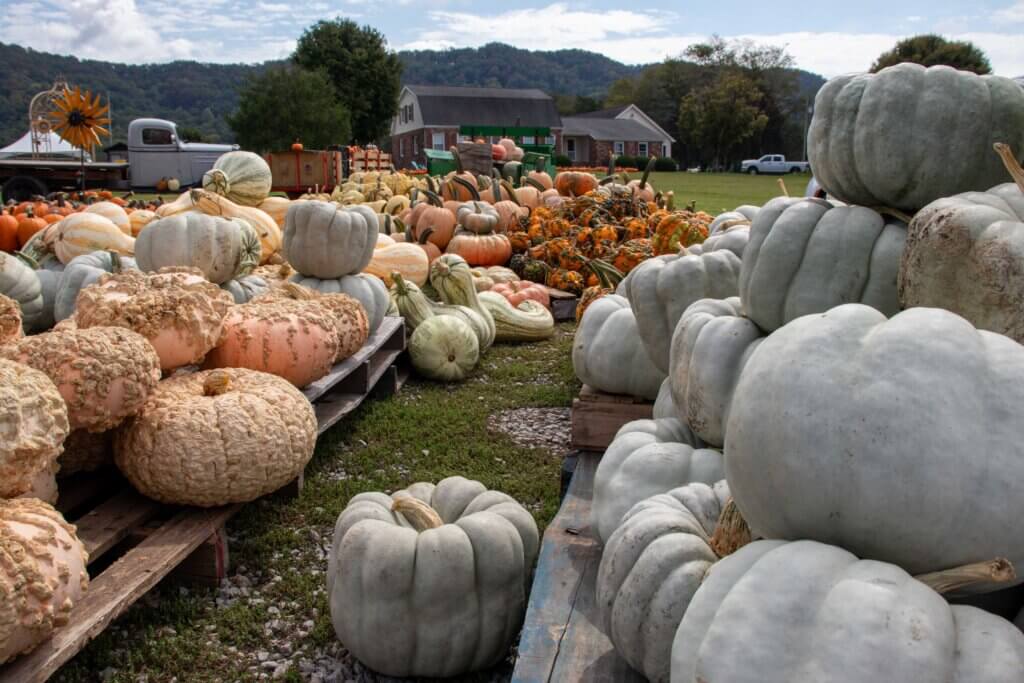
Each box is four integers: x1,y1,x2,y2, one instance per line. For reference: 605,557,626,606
478,290,554,342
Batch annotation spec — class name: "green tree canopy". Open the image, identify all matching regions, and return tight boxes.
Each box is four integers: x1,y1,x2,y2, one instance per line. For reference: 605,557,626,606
228,65,351,152
678,71,768,169
292,18,402,143
871,35,992,74
604,78,637,108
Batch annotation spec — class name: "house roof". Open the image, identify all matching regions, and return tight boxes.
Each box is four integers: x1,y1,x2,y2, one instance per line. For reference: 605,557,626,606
561,116,665,142
571,105,628,119
406,85,562,128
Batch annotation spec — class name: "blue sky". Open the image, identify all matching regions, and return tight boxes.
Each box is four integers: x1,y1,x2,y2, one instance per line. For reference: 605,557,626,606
1,0,1020,77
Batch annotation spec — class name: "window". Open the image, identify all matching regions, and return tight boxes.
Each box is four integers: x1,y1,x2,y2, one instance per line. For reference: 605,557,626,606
638,142,648,157
413,136,419,155
613,141,624,155
521,136,535,145
432,133,445,150
408,104,414,122
662,142,671,157
399,138,406,158
458,134,471,143
545,135,555,145
400,108,406,124
142,128,173,145
566,138,576,162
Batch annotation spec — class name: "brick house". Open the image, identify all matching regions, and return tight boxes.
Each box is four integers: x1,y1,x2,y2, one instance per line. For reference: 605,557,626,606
560,104,675,166
389,85,563,169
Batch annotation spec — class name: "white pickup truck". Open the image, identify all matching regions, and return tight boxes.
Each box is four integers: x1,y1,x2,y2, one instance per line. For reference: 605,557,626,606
740,154,810,175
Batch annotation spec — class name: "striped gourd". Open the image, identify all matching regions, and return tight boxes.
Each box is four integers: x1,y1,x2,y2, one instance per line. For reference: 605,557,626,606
53,213,135,264
191,189,281,263
202,151,272,207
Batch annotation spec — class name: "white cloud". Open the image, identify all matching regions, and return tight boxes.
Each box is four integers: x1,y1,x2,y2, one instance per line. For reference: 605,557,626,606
257,2,290,12
992,1,1024,22
906,15,922,22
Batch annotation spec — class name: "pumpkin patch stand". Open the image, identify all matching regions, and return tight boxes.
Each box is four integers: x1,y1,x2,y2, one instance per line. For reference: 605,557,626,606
0,317,409,683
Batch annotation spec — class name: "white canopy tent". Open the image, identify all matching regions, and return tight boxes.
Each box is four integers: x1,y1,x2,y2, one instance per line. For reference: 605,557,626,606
0,130,86,159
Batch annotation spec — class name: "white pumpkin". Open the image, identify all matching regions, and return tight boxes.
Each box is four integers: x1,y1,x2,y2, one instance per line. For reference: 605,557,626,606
202,150,272,207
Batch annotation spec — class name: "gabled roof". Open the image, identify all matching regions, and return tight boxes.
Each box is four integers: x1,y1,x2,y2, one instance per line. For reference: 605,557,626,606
572,105,628,119
405,85,562,128
561,116,663,142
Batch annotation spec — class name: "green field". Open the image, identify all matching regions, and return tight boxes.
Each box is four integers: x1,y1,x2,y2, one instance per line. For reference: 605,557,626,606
643,171,809,215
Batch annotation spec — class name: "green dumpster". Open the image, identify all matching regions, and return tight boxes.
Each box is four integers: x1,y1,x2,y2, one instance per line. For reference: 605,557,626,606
424,148,457,176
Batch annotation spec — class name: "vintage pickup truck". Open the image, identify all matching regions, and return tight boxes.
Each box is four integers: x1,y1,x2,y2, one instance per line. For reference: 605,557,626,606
0,118,237,201
740,154,810,174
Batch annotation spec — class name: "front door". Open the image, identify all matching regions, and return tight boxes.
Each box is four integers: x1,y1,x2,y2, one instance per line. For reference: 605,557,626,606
566,138,576,162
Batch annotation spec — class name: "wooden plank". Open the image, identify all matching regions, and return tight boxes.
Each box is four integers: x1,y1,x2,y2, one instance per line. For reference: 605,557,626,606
315,346,404,435
551,297,577,322
172,526,230,587
302,317,404,402
72,489,164,563
56,469,122,518
570,386,653,451
0,505,241,683
542,286,577,300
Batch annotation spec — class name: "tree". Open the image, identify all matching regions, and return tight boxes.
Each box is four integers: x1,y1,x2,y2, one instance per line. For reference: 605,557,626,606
678,72,768,170
178,127,205,143
293,19,402,143
605,78,637,107
871,35,991,74
228,66,351,152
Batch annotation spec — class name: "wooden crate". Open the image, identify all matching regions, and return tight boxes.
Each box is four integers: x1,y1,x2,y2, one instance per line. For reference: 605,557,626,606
0,318,409,683
455,142,494,176
570,385,653,451
512,452,643,682
543,286,578,322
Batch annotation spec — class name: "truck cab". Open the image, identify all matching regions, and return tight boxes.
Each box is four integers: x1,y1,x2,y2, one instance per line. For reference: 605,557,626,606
126,119,237,188
740,154,809,175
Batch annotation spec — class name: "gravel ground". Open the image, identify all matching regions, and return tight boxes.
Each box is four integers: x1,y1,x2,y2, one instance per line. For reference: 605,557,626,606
487,408,571,455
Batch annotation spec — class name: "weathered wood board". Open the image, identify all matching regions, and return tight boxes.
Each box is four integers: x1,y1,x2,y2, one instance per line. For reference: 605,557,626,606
570,385,653,451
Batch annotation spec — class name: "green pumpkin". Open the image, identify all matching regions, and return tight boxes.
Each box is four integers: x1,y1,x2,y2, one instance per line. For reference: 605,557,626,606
0,252,43,332
202,151,272,207
290,273,390,333
55,251,139,322
221,275,270,304
135,212,260,285
408,315,479,382
808,63,1024,211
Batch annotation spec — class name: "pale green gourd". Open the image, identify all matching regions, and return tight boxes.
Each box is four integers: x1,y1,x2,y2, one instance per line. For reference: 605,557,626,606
477,291,555,342
391,272,492,350
202,151,272,207
408,315,479,382
429,254,496,349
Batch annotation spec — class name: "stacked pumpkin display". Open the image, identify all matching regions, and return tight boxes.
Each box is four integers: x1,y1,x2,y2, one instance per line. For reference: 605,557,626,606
577,63,1024,683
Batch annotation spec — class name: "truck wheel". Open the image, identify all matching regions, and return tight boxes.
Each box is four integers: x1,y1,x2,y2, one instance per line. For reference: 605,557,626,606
2,176,48,203
790,167,801,173
747,167,758,175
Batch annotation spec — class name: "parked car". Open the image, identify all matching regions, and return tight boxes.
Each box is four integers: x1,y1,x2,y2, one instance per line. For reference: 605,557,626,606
740,154,810,175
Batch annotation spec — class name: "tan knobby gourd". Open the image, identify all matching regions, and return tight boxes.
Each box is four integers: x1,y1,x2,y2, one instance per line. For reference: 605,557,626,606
0,358,69,498
0,293,22,345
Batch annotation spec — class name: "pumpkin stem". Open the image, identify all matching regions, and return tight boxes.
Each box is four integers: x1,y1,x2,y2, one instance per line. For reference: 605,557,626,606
522,177,546,192
500,180,521,206
777,177,789,197
422,189,444,208
392,496,444,531
914,558,1015,596
708,499,753,558
280,281,316,300
205,168,230,196
449,146,464,174
418,227,435,245
993,143,1024,194
203,370,233,396
391,271,410,295
640,157,655,189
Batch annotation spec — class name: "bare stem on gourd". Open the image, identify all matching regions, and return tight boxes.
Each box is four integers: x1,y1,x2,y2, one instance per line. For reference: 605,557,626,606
280,281,317,300
709,499,753,557
914,558,1015,595
392,496,444,531
203,370,233,396
994,143,1024,193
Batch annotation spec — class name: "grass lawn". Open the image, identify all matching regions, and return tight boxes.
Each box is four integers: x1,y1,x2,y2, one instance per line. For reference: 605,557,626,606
54,323,581,682
644,171,810,215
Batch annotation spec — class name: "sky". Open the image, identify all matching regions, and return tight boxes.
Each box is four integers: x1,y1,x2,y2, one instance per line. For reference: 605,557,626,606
0,0,1021,77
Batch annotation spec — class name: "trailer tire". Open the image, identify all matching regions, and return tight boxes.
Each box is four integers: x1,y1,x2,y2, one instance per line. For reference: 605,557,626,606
2,176,48,203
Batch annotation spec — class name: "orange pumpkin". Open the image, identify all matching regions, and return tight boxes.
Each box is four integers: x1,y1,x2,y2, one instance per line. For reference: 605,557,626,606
16,208,47,248
411,228,442,265
554,171,599,197
0,210,18,252
445,229,512,266
410,191,457,249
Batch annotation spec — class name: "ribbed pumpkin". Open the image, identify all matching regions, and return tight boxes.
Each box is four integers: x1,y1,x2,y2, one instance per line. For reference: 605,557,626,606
84,201,131,235
202,151,273,207
0,252,43,332
0,209,18,251
365,242,430,286
204,298,339,387
15,208,46,248
116,368,316,506
53,213,135,264
445,230,512,267
0,293,22,344
0,358,69,498
288,273,390,334
221,274,270,304
73,269,231,371
555,171,599,197
127,209,157,237
0,327,161,432
410,191,457,249
54,251,138,322
0,499,89,665
190,190,281,264
408,314,479,382
284,201,378,279
135,211,261,285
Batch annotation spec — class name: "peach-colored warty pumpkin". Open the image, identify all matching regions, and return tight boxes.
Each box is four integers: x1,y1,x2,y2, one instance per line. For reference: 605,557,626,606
204,298,339,387
0,358,69,499
0,293,23,345
115,368,317,506
252,283,369,362
0,326,161,432
0,498,89,665
73,268,231,371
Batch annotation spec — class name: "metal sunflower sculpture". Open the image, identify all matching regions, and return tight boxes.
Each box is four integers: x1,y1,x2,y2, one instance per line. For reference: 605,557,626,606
49,86,110,150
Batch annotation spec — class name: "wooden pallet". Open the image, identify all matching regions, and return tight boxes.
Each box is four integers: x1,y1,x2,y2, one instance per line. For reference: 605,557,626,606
512,452,643,683
543,286,578,322
0,318,409,683
570,385,653,451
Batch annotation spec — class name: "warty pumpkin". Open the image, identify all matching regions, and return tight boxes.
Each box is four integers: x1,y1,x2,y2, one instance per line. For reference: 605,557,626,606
0,293,22,344
0,357,69,498
0,326,160,433
116,368,316,506
725,304,1024,587
283,201,378,279
202,150,273,207
670,540,1024,683
328,477,539,677
592,418,724,543
54,251,139,322
59,429,113,477
253,283,369,362
289,272,390,334
808,62,1024,211
899,143,1024,342
0,499,89,665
